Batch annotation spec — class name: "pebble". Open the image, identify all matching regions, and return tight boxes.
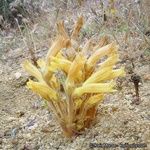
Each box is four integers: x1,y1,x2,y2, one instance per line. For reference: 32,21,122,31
16,111,25,117
7,117,18,122
11,128,18,138
125,95,132,100
20,144,32,150
144,74,150,81
128,105,135,110
28,123,38,130
41,127,51,133
11,139,18,145
15,72,22,79
0,139,2,144
24,133,32,140
15,48,23,57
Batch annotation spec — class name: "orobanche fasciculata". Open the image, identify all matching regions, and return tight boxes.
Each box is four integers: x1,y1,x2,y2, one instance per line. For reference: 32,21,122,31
23,17,125,137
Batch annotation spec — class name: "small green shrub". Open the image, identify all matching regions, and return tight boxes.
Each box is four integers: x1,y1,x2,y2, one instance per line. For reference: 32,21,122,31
0,0,29,27
0,0,15,20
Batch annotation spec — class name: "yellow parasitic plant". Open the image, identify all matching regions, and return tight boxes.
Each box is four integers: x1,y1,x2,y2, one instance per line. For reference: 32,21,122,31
22,17,125,138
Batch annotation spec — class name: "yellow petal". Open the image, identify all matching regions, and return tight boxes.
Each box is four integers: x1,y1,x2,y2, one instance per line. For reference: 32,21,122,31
65,53,86,92
51,62,69,73
22,60,43,81
85,94,104,106
86,43,118,71
50,57,71,73
46,36,71,63
67,53,85,81
75,98,83,109
76,70,84,83
98,53,119,68
93,36,109,51
27,80,57,100
43,65,56,81
109,67,126,79
73,82,116,97
71,16,84,41
56,52,64,59
57,21,69,39
83,67,112,85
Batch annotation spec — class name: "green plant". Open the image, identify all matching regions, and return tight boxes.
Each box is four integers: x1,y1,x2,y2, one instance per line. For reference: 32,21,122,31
0,0,14,20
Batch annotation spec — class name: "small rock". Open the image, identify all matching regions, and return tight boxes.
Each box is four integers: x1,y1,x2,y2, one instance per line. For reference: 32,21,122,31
11,139,18,145
0,139,2,145
15,48,23,57
128,105,135,110
125,94,132,100
15,72,22,79
11,128,19,138
24,133,32,140
41,127,51,133
8,77,12,80
20,144,32,150
28,123,38,130
2,55,6,60
16,111,25,117
144,74,150,81
7,117,17,122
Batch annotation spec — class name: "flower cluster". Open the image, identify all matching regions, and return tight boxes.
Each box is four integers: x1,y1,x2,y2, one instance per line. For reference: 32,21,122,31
22,17,125,137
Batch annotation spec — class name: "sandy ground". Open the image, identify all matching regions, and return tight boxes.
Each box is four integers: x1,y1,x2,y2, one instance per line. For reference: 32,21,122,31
0,31,150,150
0,1,150,150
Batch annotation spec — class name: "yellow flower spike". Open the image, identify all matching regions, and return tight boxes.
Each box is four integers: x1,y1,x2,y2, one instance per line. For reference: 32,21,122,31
73,82,116,97
86,42,117,71
46,36,71,63
51,61,70,74
50,56,71,66
93,36,109,51
111,67,126,78
84,94,104,107
64,53,85,96
50,57,71,73
71,16,84,41
65,53,86,92
98,53,119,69
27,80,57,101
43,35,71,82
57,21,69,39
83,67,113,85
67,53,85,81
22,60,43,82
